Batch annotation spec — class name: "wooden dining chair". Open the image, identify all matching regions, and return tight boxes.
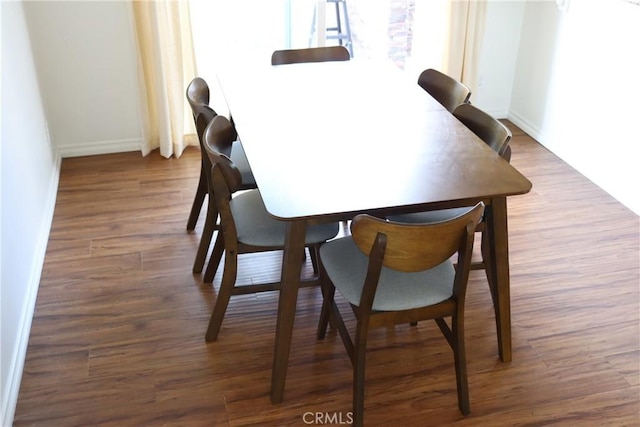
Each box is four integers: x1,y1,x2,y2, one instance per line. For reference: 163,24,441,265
452,103,511,158
271,46,350,65
417,68,471,113
185,77,256,275
201,115,340,341
317,204,484,426
387,103,512,308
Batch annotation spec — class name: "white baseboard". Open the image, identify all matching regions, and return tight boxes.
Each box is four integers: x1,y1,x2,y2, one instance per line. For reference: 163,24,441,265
506,110,546,143
58,137,142,158
0,153,62,427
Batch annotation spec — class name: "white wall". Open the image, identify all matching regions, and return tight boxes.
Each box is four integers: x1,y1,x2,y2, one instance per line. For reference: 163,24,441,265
474,1,526,118
508,0,640,214
22,1,143,158
1,2,59,424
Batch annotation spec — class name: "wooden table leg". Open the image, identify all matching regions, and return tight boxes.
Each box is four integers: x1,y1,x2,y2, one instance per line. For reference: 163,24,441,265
485,197,512,362
271,220,307,404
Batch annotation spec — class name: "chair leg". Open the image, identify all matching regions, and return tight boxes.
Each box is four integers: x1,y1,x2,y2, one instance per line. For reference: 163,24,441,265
317,280,336,339
186,162,207,230
309,246,320,275
193,199,219,274
205,252,237,341
203,232,225,283
452,314,470,415
352,321,368,427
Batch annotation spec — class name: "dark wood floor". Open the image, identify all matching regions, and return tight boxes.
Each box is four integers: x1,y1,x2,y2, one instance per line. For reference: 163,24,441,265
14,123,640,426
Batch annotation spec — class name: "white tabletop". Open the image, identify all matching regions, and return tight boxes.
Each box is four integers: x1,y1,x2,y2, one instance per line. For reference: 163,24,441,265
217,60,529,221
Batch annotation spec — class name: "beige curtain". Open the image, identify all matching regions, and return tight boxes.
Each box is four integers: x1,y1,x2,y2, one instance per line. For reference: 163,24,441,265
132,0,198,158
442,0,486,97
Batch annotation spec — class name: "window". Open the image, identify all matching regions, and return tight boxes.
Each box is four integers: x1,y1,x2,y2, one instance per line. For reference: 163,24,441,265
189,0,449,112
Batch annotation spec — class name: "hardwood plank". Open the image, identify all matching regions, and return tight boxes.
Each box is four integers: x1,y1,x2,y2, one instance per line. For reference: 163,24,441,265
13,126,640,426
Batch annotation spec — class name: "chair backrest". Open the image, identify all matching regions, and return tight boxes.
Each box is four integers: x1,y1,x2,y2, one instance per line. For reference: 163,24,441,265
186,77,211,113
186,77,219,146
202,116,244,252
417,68,471,113
452,103,512,159
201,115,243,194
271,46,351,65
351,203,484,273
193,106,217,146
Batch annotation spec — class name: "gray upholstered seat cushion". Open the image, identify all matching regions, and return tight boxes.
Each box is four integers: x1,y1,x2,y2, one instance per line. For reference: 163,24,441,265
231,190,339,247
319,237,455,311
230,140,255,186
387,207,473,224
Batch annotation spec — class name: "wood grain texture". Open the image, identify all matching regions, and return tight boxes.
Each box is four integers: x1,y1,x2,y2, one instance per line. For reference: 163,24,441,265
13,123,640,426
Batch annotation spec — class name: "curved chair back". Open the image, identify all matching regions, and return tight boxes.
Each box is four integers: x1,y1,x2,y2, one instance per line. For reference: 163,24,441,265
452,103,512,159
186,77,218,149
352,203,484,273
186,77,210,112
417,68,471,113
271,46,350,65
193,106,217,146
201,115,242,194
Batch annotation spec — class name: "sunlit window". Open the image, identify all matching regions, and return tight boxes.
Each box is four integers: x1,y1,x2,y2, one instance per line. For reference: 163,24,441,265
189,0,449,112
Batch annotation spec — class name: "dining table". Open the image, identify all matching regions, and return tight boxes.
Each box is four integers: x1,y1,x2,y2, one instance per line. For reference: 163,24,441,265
215,58,532,404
